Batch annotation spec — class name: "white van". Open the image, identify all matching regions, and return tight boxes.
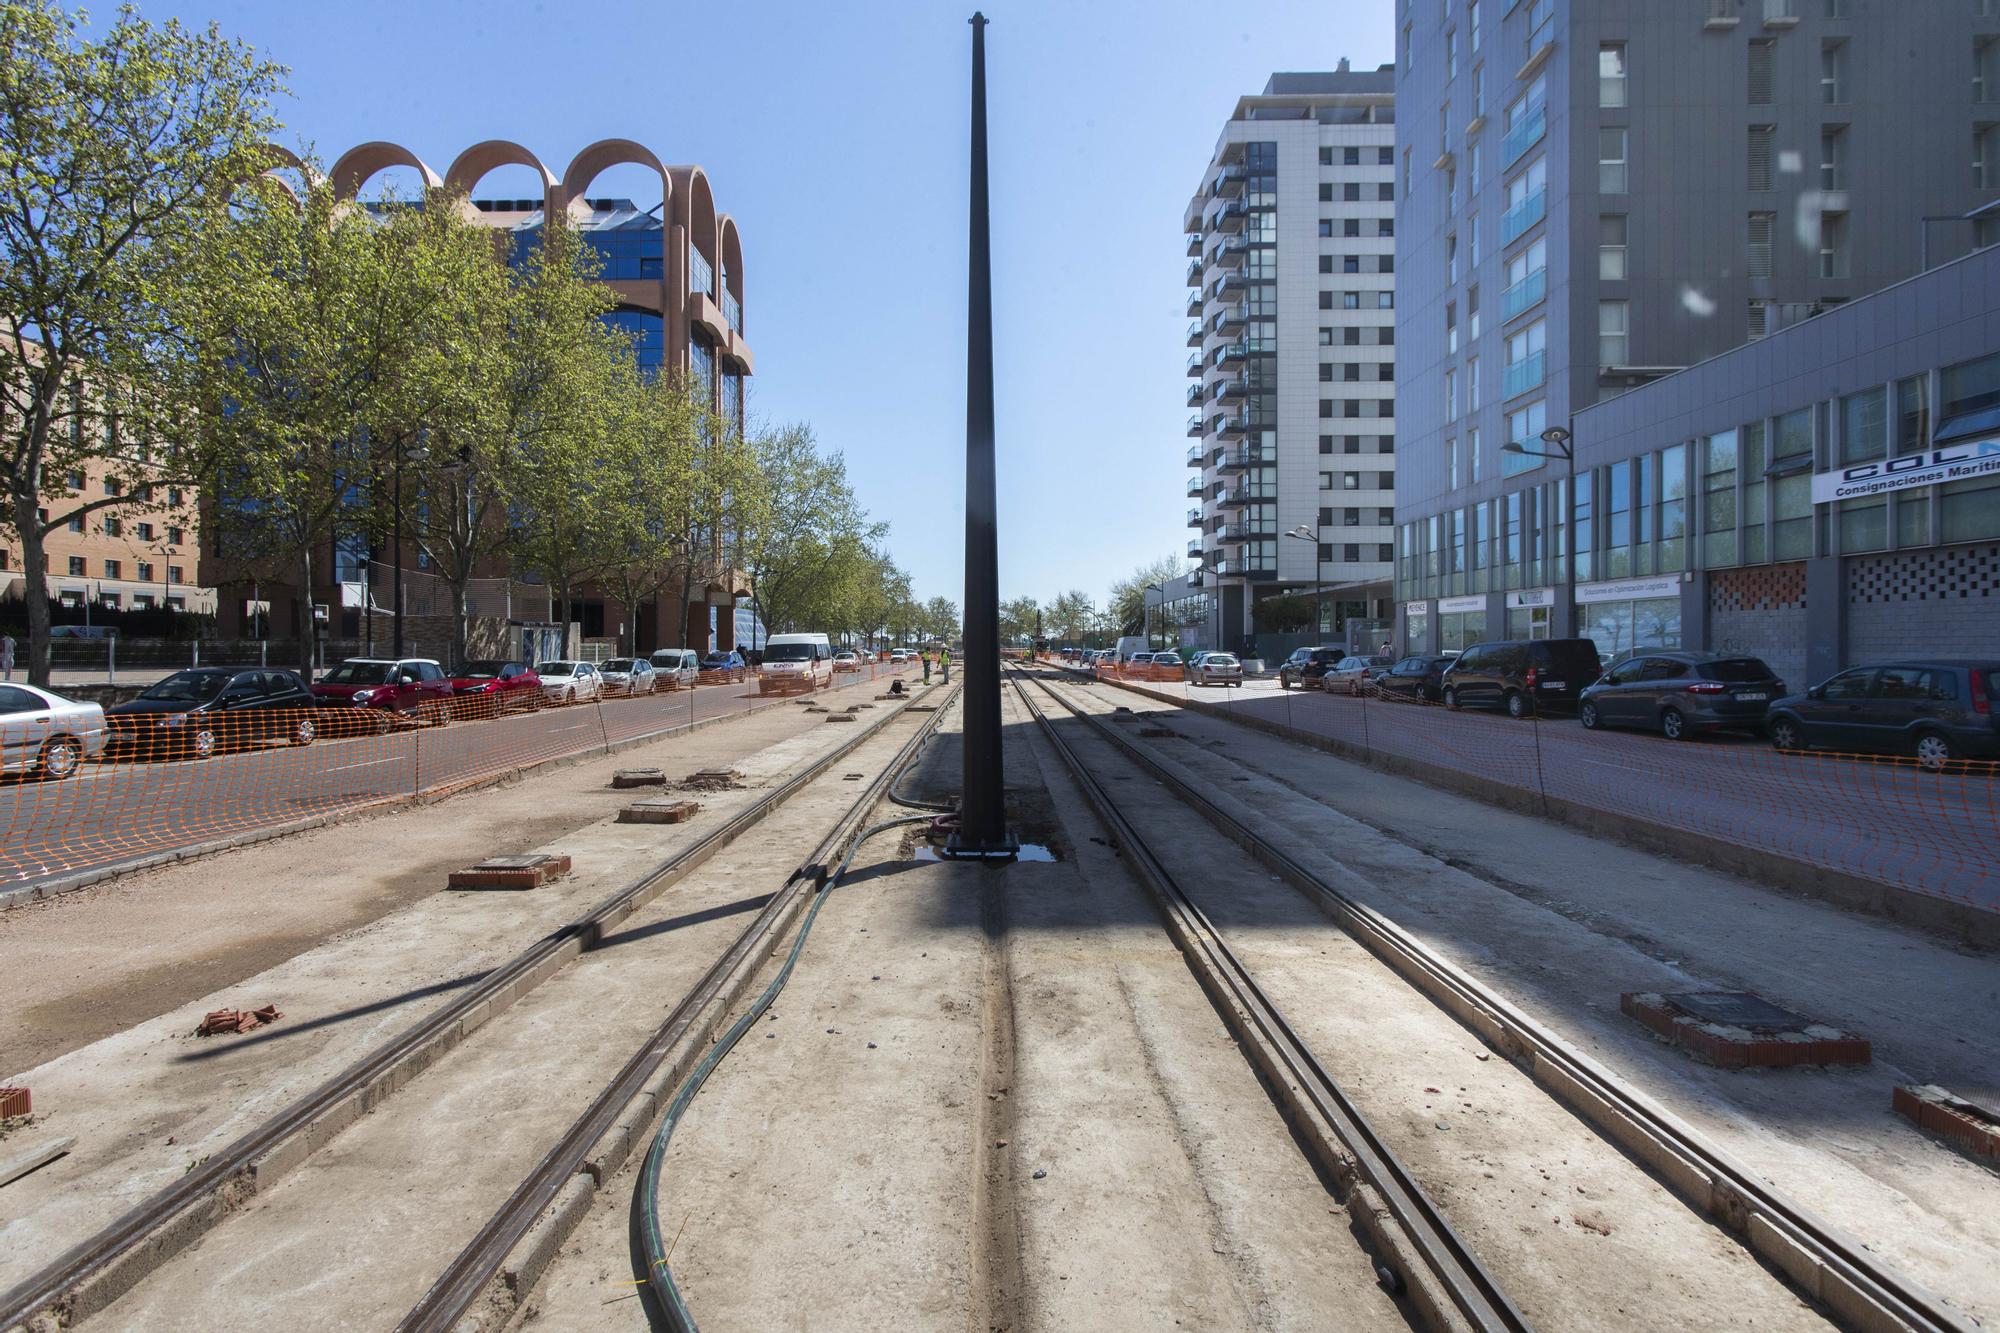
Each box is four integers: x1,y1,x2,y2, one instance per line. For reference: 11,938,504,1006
1113,635,1149,664
758,632,833,695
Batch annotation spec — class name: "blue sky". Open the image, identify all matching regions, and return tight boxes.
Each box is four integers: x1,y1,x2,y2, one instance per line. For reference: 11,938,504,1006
135,0,1394,612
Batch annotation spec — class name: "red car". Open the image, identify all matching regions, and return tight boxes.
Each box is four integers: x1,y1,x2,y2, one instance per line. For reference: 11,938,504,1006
445,660,543,718
310,658,456,731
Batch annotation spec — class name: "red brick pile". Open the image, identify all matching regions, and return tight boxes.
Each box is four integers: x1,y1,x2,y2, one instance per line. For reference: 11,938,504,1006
196,1005,282,1037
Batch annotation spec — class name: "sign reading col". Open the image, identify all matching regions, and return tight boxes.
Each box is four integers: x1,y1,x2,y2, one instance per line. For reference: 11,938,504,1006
1811,436,2000,504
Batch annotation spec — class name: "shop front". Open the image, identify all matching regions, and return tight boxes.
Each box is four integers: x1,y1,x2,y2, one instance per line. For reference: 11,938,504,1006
1505,587,1555,639
1574,575,1683,659
1436,594,1486,651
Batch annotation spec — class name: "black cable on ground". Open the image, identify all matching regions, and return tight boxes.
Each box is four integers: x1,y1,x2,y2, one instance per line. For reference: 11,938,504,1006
635,810,938,1331
887,691,958,813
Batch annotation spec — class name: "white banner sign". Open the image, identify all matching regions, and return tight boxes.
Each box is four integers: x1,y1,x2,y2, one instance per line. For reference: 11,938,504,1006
1575,576,1681,604
1506,588,1554,608
1403,601,1428,617
1438,595,1486,613
1811,437,2000,504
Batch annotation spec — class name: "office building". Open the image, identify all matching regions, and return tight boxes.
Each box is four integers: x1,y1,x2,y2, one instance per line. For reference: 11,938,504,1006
1394,0,2000,661
0,459,210,615
1184,64,1398,654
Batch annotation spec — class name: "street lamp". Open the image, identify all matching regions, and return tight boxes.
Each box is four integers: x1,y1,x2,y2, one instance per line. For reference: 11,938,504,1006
1143,582,1162,649
159,545,177,616
1501,424,1576,636
1283,524,1324,643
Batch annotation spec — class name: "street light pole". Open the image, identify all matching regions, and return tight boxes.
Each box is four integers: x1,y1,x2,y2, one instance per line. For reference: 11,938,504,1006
1502,424,1576,637
392,446,405,658
1283,524,1322,643
1143,581,1162,649
947,11,1014,861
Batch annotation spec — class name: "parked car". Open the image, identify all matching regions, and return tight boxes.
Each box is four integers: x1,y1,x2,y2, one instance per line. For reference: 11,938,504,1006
312,658,455,730
1441,638,1604,718
444,661,543,718
1187,651,1243,687
832,649,862,673
649,648,701,690
535,660,603,704
1578,653,1784,740
0,682,107,779
1322,654,1394,695
699,650,749,684
1373,655,1456,704
1765,660,1999,769
1277,646,1344,691
758,633,834,696
107,667,317,757
598,657,656,697
889,649,910,664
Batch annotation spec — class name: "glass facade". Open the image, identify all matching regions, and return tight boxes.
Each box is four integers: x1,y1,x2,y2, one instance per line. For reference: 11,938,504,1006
604,308,665,376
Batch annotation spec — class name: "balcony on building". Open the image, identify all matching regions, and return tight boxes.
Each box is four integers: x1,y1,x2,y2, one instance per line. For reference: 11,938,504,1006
1210,304,1245,335
1185,231,1202,258
1215,441,1274,471
1210,238,1249,269
1185,290,1203,318
1500,267,1547,323
1209,199,1247,235
1210,270,1246,300
1500,101,1546,171
1186,319,1205,348
1210,341,1249,369
1187,506,1205,528
1214,483,1275,510
1215,518,1276,541
1187,350,1203,378
1213,164,1246,197
1186,382,1205,408
1187,413,1205,439
1214,413,1254,439
1189,569,1206,588
1500,185,1547,247
1186,259,1203,288
1214,377,1248,401
1187,538,1206,558
1502,348,1547,400
1185,468,1205,493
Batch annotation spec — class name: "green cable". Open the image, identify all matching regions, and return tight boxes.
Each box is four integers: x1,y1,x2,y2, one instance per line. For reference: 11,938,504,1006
635,811,941,1330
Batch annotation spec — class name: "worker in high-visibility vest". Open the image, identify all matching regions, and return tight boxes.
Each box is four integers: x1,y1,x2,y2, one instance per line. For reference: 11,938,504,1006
921,646,933,684
940,645,951,683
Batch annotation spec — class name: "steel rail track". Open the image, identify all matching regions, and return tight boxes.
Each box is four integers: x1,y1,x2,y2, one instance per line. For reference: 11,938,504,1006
1020,664,1972,1333
1007,667,1527,1333
0,684,948,1333
394,684,962,1333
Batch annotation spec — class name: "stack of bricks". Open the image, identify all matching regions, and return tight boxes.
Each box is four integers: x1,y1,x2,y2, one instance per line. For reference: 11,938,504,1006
0,1087,30,1119
447,853,573,890
196,1005,282,1037
1894,1084,2000,1163
1620,992,1871,1069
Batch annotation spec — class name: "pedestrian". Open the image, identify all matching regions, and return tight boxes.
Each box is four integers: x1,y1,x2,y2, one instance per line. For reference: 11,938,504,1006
1,632,13,682
921,646,933,684
941,645,952,683
1379,639,1391,656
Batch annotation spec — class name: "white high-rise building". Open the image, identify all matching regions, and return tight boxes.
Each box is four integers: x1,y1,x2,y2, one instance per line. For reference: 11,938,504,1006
1183,63,1398,653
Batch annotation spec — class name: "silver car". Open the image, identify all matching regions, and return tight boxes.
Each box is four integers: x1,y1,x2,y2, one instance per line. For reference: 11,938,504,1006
0,682,106,780
649,648,701,690
1187,652,1243,687
598,657,656,697
1322,654,1394,695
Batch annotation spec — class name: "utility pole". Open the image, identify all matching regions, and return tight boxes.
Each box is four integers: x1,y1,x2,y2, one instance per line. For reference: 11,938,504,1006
947,11,1016,861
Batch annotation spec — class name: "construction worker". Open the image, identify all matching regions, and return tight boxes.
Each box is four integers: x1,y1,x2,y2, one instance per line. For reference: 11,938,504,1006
940,644,951,683
921,645,933,684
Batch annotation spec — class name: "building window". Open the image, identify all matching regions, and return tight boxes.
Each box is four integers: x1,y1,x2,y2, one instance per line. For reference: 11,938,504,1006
1472,63,1486,120
1343,255,1361,273
1599,42,1627,108
1820,126,1847,190
1503,319,1547,398
169,564,184,583
67,556,86,576
1980,37,2000,103
1342,507,1361,527
1343,473,1361,491
1821,39,1848,103
1748,39,1775,105
1467,282,1481,339
1342,292,1360,310
137,560,154,581
1467,141,1482,196
1447,28,1459,79
1467,355,1480,411
1376,291,1394,309
1978,125,2000,190
1447,437,1460,489
1701,429,1739,568
1599,301,1629,366
1819,210,1848,277
166,524,183,545
1599,127,1628,194
1502,402,1546,477
1319,146,1333,166
1896,373,1931,453
1746,212,1774,278
1445,368,1458,422
66,514,83,534
64,469,83,489
103,516,121,537
104,477,120,496
1468,0,1480,51
1468,426,1481,482
103,559,120,578
1840,385,1889,465
1446,299,1458,355
1748,125,1774,191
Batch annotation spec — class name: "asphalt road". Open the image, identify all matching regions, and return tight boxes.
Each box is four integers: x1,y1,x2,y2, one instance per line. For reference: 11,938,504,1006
1080,668,2000,911
0,662,915,888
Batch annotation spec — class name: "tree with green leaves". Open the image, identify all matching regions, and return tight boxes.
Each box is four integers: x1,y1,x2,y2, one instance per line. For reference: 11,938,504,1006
1046,588,1094,645
997,595,1040,646
0,0,285,684
921,595,959,643
1108,555,1186,636
735,423,883,637
601,372,705,654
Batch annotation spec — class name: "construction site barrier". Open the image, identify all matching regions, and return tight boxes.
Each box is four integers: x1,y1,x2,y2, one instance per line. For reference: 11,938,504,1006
0,660,913,893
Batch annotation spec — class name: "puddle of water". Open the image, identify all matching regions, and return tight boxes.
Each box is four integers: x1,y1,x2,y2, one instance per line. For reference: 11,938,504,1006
912,842,1060,863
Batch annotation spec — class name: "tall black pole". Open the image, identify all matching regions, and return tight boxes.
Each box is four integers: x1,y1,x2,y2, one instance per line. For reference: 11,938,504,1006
952,11,1012,858
392,449,405,658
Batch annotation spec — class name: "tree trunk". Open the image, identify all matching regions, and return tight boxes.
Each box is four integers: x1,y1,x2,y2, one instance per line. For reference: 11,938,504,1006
451,576,470,669
14,489,50,688
296,544,316,676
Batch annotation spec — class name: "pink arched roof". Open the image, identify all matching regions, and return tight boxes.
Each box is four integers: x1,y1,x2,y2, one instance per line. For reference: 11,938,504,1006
329,141,441,201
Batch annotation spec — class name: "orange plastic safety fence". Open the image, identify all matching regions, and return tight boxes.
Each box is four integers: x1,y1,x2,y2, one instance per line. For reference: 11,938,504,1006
1075,660,2000,912
0,659,916,889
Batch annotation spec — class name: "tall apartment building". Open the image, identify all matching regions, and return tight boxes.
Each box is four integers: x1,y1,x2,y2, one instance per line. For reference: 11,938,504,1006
1394,0,2000,660
1183,64,1398,653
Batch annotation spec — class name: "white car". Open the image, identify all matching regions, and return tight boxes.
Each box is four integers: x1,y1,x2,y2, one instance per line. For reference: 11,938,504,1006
649,648,700,690
1187,652,1243,687
832,650,862,673
597,658,656,697
889,649,910,664
0,682,106,779
535,660,602,705
1322,654,1395,695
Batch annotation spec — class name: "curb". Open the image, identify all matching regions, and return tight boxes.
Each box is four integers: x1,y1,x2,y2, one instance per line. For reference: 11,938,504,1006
1,675,920,913
1074,668,2000,951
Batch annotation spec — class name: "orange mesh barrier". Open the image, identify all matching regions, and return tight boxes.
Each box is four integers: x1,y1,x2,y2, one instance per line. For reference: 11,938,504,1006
1070,661,2000,912
0,660,915,889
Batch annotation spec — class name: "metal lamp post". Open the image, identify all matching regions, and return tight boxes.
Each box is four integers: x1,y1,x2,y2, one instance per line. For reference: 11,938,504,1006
1501,424,1576,637
159,545,176,614
1283,524,1323,643
1143,582,1162,648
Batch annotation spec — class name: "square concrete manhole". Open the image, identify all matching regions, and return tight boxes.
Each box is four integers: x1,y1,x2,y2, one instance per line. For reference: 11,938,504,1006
1621,991,1870,1069
449,853,572,891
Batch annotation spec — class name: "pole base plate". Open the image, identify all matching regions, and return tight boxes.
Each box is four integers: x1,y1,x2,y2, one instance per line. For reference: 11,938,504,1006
939,829,1020,863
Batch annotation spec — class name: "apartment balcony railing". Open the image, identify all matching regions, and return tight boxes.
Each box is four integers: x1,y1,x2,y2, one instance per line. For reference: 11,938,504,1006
1213,164,1246,197
1210,559,1275,578
1186,382,1205,407
1186,319,1204,347
1185,290,1202,318
1214,377,1248,401
1500,267,1547,323
1187,507,1205,527
1188,569,1206,587
1215,442,1276,471
1208,270,1245,300
1187,351,1203,378
1500,186,1547,247
1187,538,1206,558
1186,259,1203,288
1210,238,1248,269
1210,303,1246,334
1186,444,1207,468
1187,414,1205,439
1210,341,1249,368
1502,348,1547,400
1214,519,1277,541
1209,199,1247,234
1213,413,1257,438
722,290,742,335
1185,231,1202,257
1214,484,1277,509
1500,101,1546,171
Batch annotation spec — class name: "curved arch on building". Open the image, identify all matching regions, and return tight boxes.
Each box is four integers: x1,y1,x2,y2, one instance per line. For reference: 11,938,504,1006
717,213,746,318
561,138,672,219
445,139,557,202
245,142,321,205
669,167,719,297
330,141,442,201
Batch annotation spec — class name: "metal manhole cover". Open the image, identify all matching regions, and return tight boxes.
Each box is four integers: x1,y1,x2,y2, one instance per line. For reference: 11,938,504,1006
1658,992,1812,1031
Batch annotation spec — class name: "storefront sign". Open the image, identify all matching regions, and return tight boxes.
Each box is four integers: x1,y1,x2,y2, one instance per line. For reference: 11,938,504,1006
1810,437,2000,503
1575,576,1681,604
1402,601,1428,618
1438,595,1486,613
1505,588,1554,608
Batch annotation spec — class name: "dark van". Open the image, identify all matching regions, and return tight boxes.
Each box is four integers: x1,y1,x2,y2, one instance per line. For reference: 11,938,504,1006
1441,638,1603,718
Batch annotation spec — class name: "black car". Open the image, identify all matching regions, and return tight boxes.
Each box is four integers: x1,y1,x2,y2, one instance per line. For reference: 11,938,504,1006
1765,660,2000,769
1277,646,1345,690
1578,652,1784,740
1441,638,1603,718
106,667,318,758
1373,655,1456,704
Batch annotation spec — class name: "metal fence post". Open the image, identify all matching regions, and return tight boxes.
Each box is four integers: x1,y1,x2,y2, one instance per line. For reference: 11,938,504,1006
107,636,116,685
